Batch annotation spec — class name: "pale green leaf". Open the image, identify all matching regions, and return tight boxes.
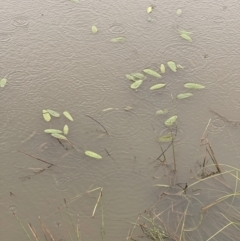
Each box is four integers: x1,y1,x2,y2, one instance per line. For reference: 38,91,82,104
46,109,60,117
130,73,145,79
177,93,193,99
147,6,153,13
179,30,192,35
85,151,102,159
131,79,143,89
153,184,171,187
63,125,69,135
126,74,137,81
165,116,177,127
63,111,73,121
0,78,7,87
143,69,161,78
176,9,182,16
156,109,168,115
167,61,177,72
111,37,126,42
91,25,98,33
69,0,79,2
42,110,51,122
44,129,62,134
180,33,192,42
158,134,173,142
150,83,166,90
160,64,165,74
51,133,67,140
184,83,205,89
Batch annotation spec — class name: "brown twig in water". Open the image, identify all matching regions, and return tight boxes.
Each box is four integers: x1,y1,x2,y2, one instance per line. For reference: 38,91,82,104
18,150,55,167
85,114,109,134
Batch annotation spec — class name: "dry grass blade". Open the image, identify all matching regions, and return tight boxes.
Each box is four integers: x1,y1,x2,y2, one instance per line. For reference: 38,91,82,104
28,223,40,241
206,222,232,241
39,217,55,241
92,188,103,218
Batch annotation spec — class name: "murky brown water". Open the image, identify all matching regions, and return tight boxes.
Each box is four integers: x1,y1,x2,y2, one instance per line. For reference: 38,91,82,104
1,0,240,240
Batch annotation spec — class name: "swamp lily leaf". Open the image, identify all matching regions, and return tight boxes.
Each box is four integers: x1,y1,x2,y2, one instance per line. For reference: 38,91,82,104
156,109,168,115
176,9,182,16
179,30,192,35
85,151,102,159
130,73,145,79
111,37,126,42
126,74,137,81
158,134,173,142
147,6,153,13
0,78,7,87
51,133,67,140
150,83,166,90
46,109,60,117
167,61,177,72
177,93,193,99
91,25,98,33
44,129,62,134
63,111,73,121
180,33,192,42
63,125,69,135
165,115,177,127
143,69,161,78
131,79,143,89
184,83,205,89
42,110,51,122
160,64,165,74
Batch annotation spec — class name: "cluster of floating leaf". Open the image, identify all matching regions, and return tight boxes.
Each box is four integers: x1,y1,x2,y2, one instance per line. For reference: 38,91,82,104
42,109,102,159
42,109,73,141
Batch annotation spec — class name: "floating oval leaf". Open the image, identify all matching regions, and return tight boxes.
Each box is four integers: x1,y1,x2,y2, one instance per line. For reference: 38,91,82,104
46,109,60,117
111,37,126,42
85,151,102,159
179,30,192,35
167,61,177,72
143,69,161,78
126,74,137,81
160,64,165,74
158,134,173,142
165,116,177,127
147,6,153,13
91,25,98,33
131,79,143,89
177,93,193,99
131,73,145,79
184,83,205,89
156,109,168,115
44,129,62,134
180,33,192,42
63,111,73,121
43,110,51,122
150,83,166,90
51,133,67,140
176,9,182,16
0,78,7,87
63,125,69,135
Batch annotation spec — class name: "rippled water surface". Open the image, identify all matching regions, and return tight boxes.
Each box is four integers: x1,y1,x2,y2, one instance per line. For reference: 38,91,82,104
1,0,240,240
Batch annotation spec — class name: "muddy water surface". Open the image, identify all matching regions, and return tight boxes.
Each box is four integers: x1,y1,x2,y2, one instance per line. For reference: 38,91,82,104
1,0,240,240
